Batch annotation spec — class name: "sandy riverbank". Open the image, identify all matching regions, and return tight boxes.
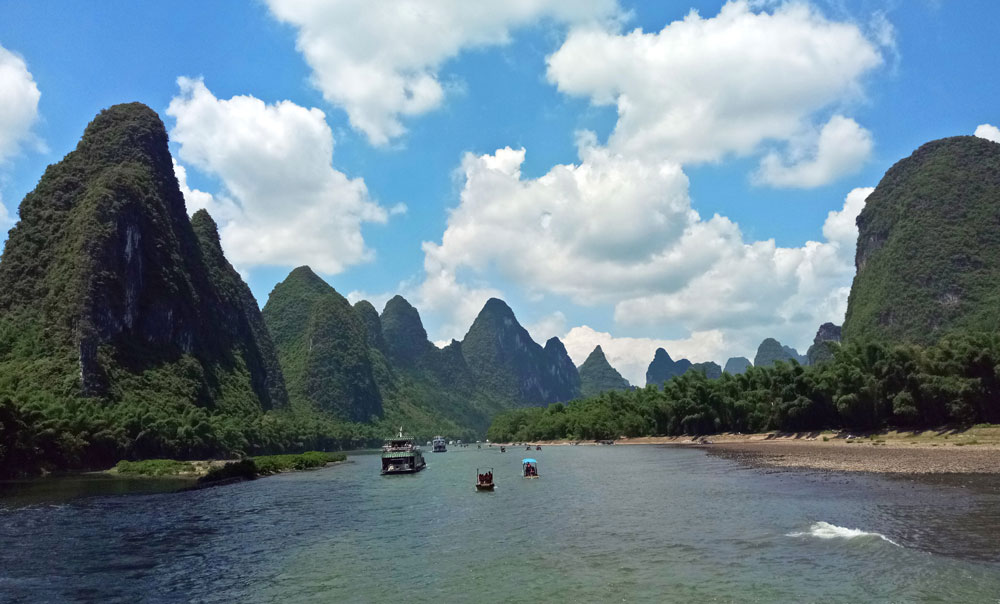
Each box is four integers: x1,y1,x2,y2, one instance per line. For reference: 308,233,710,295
508,426,1000,474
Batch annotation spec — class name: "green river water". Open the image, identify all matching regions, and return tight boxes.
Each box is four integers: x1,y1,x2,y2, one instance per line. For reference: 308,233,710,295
2,445,999,602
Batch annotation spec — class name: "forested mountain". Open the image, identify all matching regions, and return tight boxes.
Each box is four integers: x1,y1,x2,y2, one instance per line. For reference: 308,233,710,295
843,136,1000,344
754,338,806,368
806,323,842,365
578,346,630,397
0,103,303,474
687,361,722,379
645,348,692,387
461,298,580,404
723,357,752,375
262,266,382,422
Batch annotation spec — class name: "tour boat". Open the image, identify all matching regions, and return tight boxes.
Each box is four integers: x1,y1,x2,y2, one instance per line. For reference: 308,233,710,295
432,436,447,453
380,428,426,475
476,467,495,491
522,458,539,478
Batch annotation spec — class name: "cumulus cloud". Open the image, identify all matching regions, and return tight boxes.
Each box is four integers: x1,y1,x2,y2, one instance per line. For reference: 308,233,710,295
421,135,872,356
561,325,727,386
756,115,873,188
0,45,41,164
975,123,1000,144
547,0,883,167
0,197,13,232
265,0,621,145
167,77,390,274
613,187,873,355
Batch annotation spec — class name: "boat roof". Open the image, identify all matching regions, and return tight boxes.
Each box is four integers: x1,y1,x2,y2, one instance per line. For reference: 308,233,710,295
522,458,537,464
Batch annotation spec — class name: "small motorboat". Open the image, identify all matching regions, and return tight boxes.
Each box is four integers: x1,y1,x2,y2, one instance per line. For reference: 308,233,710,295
476,468,495,491
522,458,539,479
500,446,506,453
535,446,541,451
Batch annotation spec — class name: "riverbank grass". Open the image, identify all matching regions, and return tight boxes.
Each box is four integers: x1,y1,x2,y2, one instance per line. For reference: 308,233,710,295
113,459,195,476
252,451,346,475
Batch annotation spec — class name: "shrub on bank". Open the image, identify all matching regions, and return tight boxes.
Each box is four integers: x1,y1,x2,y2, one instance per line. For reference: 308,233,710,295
114,459,194,476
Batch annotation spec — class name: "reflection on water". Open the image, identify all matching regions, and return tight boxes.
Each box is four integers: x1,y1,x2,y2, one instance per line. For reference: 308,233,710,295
2,446,999,603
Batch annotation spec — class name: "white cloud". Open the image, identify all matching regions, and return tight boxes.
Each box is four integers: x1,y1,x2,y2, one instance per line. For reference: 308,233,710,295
0,45,41,164
975,123,1000,144
0,197,13,233
422,139,711,307
525,311,567,344
613,187,872,355
167,77,390,275
421,135,872,357
756,115,873,188
265,0,621,145
546,0,883,166
561,325,727,386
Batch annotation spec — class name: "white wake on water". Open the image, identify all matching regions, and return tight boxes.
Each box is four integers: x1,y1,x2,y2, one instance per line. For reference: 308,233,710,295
787,522,900,547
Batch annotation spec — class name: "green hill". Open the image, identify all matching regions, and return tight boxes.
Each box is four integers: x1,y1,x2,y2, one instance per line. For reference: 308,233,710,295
754,338,805,367
262,266,382,422
578,346,630,397
843,136,1000,344
686,361,722,379
723,357,751,375
0,103,294,473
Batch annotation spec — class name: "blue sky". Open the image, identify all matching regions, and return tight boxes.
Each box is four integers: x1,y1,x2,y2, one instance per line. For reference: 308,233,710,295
1,0,998,383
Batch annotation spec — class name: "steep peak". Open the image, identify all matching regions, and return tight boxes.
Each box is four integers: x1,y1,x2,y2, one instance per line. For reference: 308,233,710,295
476,297,517,321
645,347,689,387
381,295,432,365
283,265,331,292
190,209,221,251
353,300,386,352
77,102,171,169
723,357,752,375
652,347,673,363
584,345,607,363
544,337,568,354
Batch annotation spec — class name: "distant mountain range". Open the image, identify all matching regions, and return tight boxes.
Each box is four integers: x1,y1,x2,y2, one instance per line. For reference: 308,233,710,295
3,103,998,474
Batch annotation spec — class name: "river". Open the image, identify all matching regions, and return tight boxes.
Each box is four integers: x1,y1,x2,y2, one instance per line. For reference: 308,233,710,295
2,445,1000,602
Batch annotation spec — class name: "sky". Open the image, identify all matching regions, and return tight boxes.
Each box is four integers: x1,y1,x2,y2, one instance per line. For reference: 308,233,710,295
1,0,999,385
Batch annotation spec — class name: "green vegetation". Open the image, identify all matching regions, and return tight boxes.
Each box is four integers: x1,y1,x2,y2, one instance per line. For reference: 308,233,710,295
578,346,630,397
844,136,1000,344
252,451,346,475
114,459,194,476
262,266,382,422
488,334,1000,441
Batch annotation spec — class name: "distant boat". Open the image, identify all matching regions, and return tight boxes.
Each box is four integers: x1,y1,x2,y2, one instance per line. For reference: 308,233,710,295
432,436,447,453
522,458,539,479
536,446,541,451
381,428,426,475
476,467,495,491
500,446,506,453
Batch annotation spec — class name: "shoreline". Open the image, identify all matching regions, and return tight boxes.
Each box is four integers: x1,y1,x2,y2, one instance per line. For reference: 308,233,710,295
503,426,1000,474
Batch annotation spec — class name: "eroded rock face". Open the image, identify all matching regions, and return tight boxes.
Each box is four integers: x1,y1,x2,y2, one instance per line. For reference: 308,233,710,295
0,103,286,412
645,348,692,387
844,136,1000,344
579,345,630,397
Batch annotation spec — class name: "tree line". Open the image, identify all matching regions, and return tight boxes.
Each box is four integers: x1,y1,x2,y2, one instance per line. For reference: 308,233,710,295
486,333,1000,442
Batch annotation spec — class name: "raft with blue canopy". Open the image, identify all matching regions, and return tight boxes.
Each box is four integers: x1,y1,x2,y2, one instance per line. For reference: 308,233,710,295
522,458,539,478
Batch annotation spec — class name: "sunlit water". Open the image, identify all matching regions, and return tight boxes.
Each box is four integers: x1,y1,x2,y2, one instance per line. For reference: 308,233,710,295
2,446,1000,603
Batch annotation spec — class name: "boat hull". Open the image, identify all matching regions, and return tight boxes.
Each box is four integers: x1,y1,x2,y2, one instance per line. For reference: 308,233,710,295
475,483,495,491
381,461,426,475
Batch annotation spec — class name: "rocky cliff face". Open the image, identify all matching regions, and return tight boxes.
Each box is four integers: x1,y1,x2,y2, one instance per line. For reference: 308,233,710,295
806,323,842,365
578,345,630,397
645,348,692,387
723,357,752,375
843,136,1000,343
0,103,285,414
262,266,382,422
381,295,438,368
461,298,580,405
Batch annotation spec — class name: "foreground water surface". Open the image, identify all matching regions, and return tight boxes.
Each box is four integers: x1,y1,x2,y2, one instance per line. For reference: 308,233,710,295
2,445,1000,603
